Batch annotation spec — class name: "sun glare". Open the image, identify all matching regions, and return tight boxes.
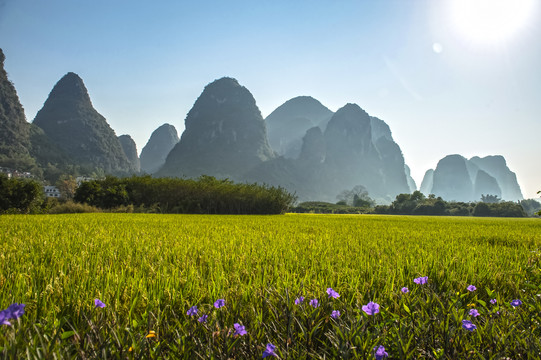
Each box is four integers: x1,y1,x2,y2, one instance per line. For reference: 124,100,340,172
449,0,536,45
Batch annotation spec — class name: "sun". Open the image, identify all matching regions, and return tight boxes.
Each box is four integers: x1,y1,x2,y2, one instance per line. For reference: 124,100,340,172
449,0,536,45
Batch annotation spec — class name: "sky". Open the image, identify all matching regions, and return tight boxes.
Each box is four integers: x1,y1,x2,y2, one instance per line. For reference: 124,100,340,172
1,0,540,199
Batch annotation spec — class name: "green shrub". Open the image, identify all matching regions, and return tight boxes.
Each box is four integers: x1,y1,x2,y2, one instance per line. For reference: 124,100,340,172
47,200,101,214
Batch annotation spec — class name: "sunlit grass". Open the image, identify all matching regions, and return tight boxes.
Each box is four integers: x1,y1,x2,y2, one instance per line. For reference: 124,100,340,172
1,214,540,358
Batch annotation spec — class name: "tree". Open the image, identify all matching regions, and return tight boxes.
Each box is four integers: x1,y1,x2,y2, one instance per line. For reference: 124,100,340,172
55,175,77,200
0,173,43,214
390,191,426,214
481,194,501,203
520,199,541,217
473,202,490,217
336,185,375,207
537,190,541,216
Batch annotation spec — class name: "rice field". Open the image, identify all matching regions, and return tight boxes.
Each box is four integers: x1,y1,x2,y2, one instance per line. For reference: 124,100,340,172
1,214,540,359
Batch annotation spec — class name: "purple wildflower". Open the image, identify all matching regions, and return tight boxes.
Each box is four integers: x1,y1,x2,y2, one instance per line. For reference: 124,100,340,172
7,303,25,318
469,309,480,317
295,296,305,305
462,320,477,331
262,343,278,358
362,301,380,316
510,299,522,307
467,285,477,292
214,299,226,309
233,323,247,336
401,287,409,294
331,310,341,319
187,306,198,316
198,314,208,323
490,298,497,305
309,299,319,308
94,299,106,309
327,288,340,299
414,276,428,285
373,345,389,360
0,310,11,326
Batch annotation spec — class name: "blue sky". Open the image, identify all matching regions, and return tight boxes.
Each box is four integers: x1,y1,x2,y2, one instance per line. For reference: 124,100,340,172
1,0,540,198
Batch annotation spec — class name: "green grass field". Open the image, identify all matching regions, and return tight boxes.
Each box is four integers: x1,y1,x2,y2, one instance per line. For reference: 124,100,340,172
1,214,541,359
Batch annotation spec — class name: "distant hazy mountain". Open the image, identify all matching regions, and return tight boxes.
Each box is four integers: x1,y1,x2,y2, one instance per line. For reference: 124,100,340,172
469,155,523,200
265,96,333,158
33,72,135,174
247,103,411,202
421,154,522,201
323,104,410,201
158,77,275,179
420,169,434,195
118,135,140,172
0,48,73,176
0,48,33,169
404,165,417,193
473,169,501,200
431,155,474,202
139,123,178,174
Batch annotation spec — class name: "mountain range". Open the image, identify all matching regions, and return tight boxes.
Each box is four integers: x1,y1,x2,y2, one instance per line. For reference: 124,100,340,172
420,154,523,202
0,48,524,203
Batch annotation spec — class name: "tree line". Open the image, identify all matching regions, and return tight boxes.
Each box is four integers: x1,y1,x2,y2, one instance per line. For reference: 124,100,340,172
373,191,527,217
293,190,534,217
73,175,296,214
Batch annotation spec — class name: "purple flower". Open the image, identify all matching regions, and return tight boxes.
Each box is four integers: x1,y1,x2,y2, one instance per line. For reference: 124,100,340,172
94,299,106,309
198,314,208,323
373,345,389,360
309,299,319,308
467,285,477,292
262,342,277,358
233,323,247,336
469,309,480,317
327,288,340,299
462,320,477,331
490,298,497,305
362,301,380,316
401,287,409,294
186,306,198,316
295,296,305,305
331,310,341,319
7,303,25,318
414,276,428,285
214,299,226,309
510,299,522,307
0,310,11,326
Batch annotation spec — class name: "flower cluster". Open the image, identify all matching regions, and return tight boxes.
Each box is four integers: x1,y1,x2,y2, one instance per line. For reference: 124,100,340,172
233,323,247,336
214,299,226,309
374,345,389,360
0,303,25,326
262,343,277,358
362,301,380,316
326,288,340,299
163,280,528,358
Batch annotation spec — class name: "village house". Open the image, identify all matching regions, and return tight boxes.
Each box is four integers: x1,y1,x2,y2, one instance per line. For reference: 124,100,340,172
44,185,61,198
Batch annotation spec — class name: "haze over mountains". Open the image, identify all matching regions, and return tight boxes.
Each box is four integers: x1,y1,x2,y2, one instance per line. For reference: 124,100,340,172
158,77,275,179
0,48,525,203
139,124,178,174
420,154,523,202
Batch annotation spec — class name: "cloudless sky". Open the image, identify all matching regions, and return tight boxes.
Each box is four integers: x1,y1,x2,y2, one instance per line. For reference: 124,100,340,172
1,0,540,198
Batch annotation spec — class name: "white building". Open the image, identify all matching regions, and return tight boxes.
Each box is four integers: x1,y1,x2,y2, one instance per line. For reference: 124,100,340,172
44,186,61,198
